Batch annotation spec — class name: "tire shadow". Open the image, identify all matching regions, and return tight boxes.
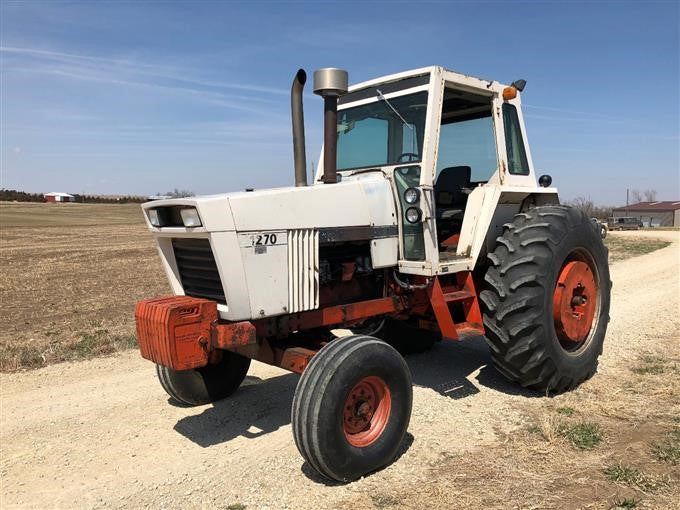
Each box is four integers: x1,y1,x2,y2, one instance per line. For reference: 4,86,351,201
406,334,540,399
300,432,415,486
173,373,299,447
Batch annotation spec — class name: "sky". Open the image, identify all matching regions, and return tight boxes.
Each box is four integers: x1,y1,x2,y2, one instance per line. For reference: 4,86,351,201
1,0,678,205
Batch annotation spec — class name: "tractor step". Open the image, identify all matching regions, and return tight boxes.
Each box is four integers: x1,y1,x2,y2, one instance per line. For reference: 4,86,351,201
455,322,485,337
442,289,474,302
427,273,484,341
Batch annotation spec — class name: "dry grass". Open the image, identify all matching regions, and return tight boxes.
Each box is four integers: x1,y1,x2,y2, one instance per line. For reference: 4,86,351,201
337,339,680,509
0,202,168,371
606,235,671,262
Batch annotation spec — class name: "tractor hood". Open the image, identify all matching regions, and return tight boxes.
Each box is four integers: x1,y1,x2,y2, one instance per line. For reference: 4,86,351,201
141,172,397,234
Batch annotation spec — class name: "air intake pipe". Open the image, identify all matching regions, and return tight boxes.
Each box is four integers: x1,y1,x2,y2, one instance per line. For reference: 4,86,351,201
313,68,348,184
291,69,307,187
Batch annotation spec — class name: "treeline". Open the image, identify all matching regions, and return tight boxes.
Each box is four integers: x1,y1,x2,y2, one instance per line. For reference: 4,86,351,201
0,189,45,202
74,195,147,204
0,189,147,203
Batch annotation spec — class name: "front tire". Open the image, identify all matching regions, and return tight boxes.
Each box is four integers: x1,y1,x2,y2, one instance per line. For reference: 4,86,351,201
291,335,412,482
156,351,250,406
479,205,611,393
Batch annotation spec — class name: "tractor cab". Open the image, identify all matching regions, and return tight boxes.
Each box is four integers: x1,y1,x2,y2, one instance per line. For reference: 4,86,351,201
315,66,548,276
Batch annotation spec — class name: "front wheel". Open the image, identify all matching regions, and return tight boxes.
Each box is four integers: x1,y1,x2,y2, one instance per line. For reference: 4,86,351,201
156,351,250,406
291,335,412,482
480,205,611,393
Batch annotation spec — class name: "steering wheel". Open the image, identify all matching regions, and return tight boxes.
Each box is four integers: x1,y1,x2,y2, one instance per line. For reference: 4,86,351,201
397,152,419,162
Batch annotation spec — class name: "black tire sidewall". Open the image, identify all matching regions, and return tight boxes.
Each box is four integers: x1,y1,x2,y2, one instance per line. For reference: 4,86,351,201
314,341,412,480
158,352,250,406
539,215,610,378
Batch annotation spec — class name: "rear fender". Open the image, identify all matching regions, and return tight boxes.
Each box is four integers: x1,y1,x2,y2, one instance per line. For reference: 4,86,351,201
458,186,559,266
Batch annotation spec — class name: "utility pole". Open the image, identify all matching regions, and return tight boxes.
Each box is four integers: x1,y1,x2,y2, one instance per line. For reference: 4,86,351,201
626,188,629,215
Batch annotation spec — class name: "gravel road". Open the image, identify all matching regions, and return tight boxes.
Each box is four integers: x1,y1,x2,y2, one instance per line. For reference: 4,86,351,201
2,230,678,509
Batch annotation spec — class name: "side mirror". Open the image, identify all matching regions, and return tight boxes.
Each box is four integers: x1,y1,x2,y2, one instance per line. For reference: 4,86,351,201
538,174,553,187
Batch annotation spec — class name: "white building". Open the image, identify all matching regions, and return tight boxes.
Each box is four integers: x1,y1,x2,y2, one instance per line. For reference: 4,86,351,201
44,192,75,203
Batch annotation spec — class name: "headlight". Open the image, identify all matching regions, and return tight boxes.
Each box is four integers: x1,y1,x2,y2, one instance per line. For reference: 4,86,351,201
405,207,422,224
404,187,420,204
148,209,161,227
180,207,202,227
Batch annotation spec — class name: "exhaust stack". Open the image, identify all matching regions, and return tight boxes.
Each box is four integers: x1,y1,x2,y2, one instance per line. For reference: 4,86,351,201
313,68,348,184
291,69,307,187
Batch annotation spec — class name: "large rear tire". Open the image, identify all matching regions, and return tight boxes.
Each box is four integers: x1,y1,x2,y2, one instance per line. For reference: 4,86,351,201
156,351,250,406
291,335,412,482
480,205,611,393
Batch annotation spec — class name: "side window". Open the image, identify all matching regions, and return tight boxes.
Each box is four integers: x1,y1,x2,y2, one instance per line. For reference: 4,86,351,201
502,103,530,175
436,116,497,182
394,165,425,261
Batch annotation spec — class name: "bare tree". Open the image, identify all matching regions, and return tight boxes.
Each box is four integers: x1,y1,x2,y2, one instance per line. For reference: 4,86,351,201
568,196,595,217
642,189,657,202
630,189,644,204
166,188,195,198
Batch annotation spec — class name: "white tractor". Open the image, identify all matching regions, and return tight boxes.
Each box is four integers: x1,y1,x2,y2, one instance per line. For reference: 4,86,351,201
135,66,611,482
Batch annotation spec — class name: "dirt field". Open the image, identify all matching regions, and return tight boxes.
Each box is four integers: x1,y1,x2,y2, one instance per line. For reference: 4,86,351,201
0,202,168,370
1,223,678,509
0,202,669,373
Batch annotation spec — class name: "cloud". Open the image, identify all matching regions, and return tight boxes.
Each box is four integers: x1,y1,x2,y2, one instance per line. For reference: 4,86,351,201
522,104,625,122
0,46,289,117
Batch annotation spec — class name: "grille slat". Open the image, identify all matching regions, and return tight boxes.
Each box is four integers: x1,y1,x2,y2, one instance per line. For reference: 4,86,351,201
288,229,319,313
172,238,226,304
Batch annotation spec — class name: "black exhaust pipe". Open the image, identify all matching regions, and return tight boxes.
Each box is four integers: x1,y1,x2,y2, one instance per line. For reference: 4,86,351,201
313,68,348,184
291,69,307,187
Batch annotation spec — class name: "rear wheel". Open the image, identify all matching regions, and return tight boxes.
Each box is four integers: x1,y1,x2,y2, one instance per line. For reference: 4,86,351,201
156,351,250,406
291,335,412,481
479,205,611,393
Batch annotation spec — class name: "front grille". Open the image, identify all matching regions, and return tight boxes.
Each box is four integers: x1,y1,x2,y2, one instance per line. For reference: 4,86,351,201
172,238,226,304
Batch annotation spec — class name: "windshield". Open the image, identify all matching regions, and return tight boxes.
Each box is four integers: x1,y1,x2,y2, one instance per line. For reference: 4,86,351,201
336,91,428,171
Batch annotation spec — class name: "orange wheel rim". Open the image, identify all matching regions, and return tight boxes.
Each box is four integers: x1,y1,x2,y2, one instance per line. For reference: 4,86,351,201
553,260,598,344
342,376,391,447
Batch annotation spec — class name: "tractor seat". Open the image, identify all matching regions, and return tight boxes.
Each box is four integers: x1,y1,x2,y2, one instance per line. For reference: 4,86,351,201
434,166,471,220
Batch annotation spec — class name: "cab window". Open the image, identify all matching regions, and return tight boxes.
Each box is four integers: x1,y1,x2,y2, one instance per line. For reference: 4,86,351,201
502,103,530,175
436,88,497,183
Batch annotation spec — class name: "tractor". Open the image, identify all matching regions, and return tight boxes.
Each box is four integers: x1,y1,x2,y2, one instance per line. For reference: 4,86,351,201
135,66,611,482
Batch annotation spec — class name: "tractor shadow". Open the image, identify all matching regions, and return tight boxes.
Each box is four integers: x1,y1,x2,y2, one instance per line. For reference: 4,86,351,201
174,336,538,453
406,334,540,399
173,373,298,447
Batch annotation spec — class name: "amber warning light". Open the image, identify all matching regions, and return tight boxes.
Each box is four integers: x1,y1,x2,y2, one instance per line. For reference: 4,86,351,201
502,79,527,101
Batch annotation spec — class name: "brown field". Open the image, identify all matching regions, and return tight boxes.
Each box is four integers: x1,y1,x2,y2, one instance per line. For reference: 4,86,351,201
0,201,672,372
0,202,169,371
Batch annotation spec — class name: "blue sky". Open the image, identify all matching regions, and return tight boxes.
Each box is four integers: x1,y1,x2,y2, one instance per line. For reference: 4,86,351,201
1,0,678,204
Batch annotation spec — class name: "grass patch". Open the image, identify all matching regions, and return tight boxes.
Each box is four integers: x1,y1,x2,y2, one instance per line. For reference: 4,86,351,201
558,421,603,449
556,406,575,416
371,494,401,508
631,354,666,375
604,463,668,492
650,427,680,465
0,322,138,371
605,236,671,262
610,498,639,509
226,504,246,510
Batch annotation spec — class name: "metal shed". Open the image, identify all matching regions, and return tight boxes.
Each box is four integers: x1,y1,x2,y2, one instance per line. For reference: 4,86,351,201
611,201,680,227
